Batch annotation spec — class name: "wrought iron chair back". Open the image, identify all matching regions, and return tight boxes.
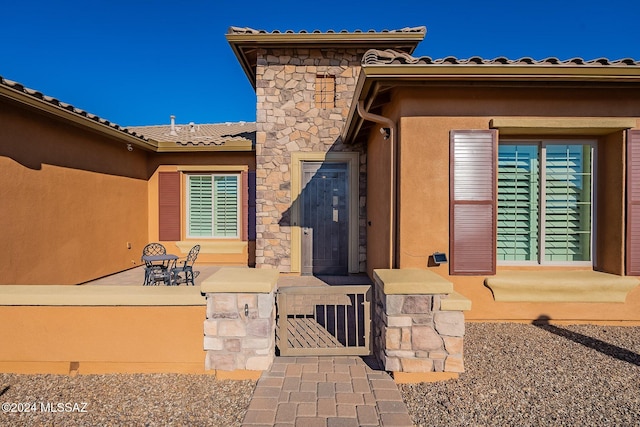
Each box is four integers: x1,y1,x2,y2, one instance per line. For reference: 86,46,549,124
171,245,200,286
185,245,200,266
142,243,169,285
143,243,166,258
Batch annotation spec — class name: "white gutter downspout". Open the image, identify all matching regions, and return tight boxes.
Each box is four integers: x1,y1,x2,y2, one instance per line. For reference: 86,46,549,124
357,101,397,269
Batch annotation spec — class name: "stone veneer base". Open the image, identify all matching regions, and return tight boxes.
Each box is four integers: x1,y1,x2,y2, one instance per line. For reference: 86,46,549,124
373,269,471,375
203,268,279,372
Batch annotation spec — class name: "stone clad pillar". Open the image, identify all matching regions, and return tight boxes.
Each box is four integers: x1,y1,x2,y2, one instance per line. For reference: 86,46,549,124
201,268,279,373
254,47,367,272
373,269,471,376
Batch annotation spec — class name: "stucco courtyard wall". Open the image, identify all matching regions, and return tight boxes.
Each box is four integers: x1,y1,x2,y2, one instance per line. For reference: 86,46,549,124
0,305,206,374
0,99,149,285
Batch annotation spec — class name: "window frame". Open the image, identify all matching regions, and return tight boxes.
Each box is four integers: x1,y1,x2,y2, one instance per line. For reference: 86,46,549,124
315,74,336,109
185,172,241,240
498,139,597,267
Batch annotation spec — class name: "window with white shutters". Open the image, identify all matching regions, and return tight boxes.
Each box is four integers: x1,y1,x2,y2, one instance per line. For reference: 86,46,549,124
497,144,540,261
498,141,594,264
187,174,239,238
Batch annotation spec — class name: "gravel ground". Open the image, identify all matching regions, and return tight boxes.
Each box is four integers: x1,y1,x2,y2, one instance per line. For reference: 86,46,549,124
401,323,640,427
1,323,638,426
0,373,255,426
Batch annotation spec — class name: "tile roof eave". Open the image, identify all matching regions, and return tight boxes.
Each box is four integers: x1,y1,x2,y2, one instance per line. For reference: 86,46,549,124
227,25,427,39
360,64,640,82
355,49,640,107
361,49,640,72
0,76,156,151
342,50,640,145
225,31,426,48
155,140,254,153
226,27,427,90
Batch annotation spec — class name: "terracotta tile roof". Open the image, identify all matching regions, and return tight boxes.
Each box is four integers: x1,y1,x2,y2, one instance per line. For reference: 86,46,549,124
228,26,427,35
227,27,427,89
127,121,256,146
362,49,640,67
0,75,150,144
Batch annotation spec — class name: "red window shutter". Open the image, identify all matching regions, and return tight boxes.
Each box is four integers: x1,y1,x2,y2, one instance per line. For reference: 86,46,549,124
158,172,181,241
627,130,640,275
450,130,497,275
248,170,256,241
241,171,249,241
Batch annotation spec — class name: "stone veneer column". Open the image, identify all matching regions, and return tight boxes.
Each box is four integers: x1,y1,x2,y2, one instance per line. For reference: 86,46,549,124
254,47,368,272
201,268,279,372
372,269,472,374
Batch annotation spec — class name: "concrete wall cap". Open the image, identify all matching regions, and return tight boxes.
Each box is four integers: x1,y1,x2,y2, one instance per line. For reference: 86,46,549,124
485,270,640,302
0,285,205,306
374,268,453,294
201,268,279,293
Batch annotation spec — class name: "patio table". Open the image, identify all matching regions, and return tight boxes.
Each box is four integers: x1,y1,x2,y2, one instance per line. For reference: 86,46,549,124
142,254,178,285
142,254,178,265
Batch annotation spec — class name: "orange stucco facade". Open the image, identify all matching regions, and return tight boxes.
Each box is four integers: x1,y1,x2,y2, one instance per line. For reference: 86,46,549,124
0,66,254,374
364,85,640,323
0,97,255,285
0,98,150,285
0,305,206,374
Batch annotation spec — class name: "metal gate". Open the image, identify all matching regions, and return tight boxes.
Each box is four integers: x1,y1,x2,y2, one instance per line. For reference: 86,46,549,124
276,285,371,356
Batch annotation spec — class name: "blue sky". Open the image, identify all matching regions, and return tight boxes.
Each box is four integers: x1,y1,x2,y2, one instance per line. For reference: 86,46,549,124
2,0,639,126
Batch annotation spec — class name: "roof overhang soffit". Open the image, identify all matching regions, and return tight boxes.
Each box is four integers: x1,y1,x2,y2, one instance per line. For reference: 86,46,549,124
342,63,640,144
0,84,158,151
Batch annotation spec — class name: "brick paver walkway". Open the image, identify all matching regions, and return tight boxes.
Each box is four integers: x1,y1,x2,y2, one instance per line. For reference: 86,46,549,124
242,356,413,426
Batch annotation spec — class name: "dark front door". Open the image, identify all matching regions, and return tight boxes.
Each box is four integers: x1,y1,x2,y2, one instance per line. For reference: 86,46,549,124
301,162,349,275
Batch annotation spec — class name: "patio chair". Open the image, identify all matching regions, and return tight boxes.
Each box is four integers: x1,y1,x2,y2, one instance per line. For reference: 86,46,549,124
170,245,200,286
142,242,170,286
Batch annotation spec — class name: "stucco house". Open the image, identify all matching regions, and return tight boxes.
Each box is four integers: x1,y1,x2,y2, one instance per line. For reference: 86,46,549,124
0,91,256,286
0,74,257,373
225,26,640,323
1,25,640,374
340,49,640,323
